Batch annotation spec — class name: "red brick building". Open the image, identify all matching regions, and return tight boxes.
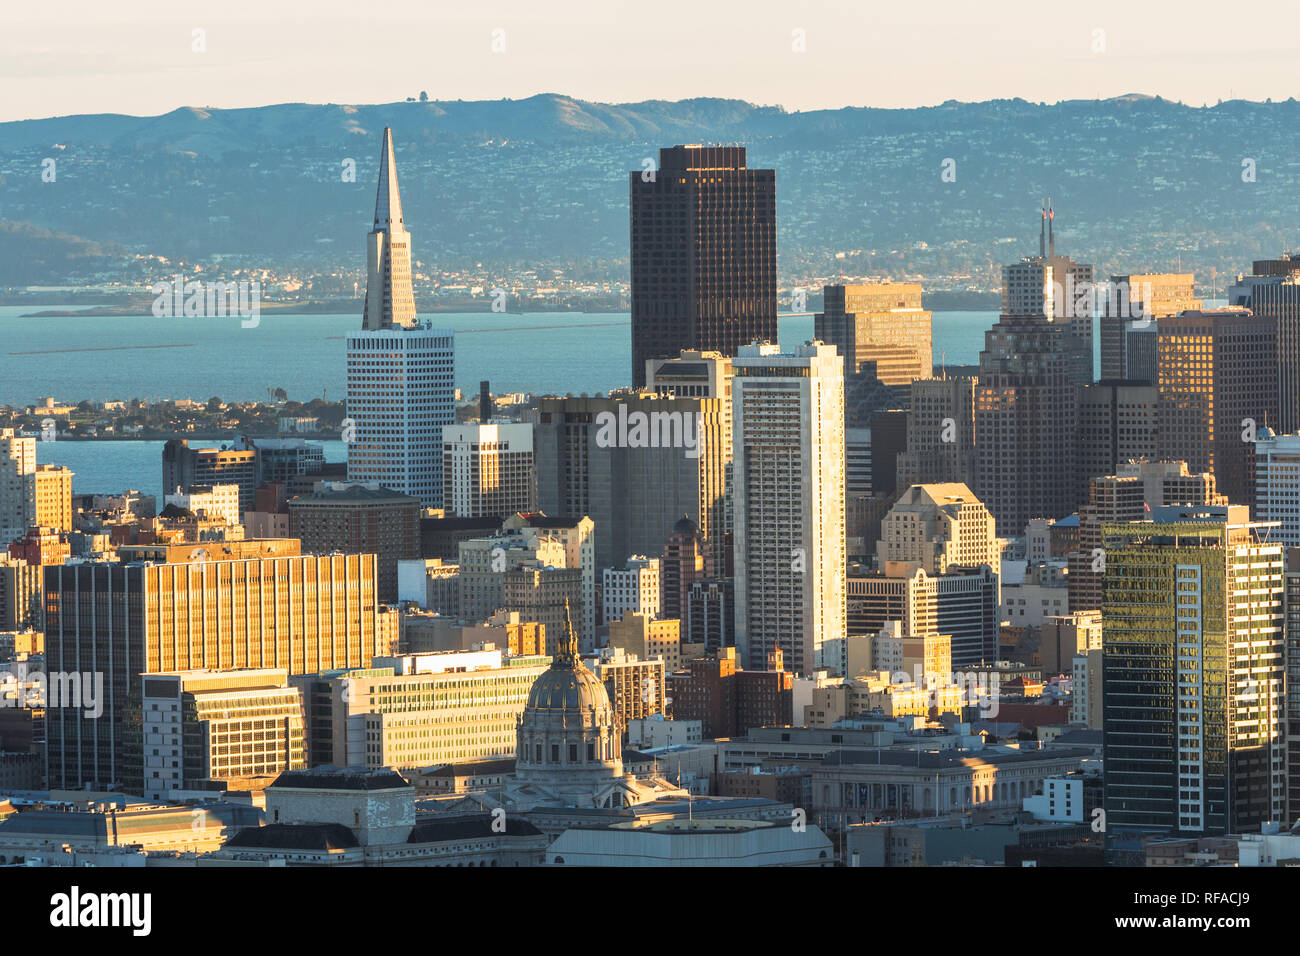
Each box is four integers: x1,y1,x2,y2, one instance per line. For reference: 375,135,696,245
668,647,793,739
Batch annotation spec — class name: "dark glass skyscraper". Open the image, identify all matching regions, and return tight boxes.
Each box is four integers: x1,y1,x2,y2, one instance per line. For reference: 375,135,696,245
629,145,776,388
1229,255,1300,432
974,314,1078,536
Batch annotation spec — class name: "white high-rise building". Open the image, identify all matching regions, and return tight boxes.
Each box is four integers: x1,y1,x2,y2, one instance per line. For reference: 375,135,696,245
1254,428,1300,545
346,128,455,508
443,422,537,517
732,342,846,676
602,556,661,624
0,429,36,544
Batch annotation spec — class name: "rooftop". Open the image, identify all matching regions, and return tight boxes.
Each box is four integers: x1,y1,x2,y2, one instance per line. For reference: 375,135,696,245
269,767,412,792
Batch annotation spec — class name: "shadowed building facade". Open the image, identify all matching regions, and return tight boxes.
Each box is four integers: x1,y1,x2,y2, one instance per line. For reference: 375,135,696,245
630,145,776,387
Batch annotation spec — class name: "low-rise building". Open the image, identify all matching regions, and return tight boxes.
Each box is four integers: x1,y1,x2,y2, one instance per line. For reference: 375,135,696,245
546,817,833,866
141,668,307,802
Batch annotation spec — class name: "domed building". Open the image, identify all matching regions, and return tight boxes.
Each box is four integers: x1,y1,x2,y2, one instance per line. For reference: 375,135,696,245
506,603,682,811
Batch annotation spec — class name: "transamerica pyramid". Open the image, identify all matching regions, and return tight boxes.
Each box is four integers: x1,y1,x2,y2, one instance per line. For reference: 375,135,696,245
362,126,419,330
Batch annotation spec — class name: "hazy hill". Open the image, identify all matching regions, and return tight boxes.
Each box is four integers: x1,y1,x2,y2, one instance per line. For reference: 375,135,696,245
2,93,1298,287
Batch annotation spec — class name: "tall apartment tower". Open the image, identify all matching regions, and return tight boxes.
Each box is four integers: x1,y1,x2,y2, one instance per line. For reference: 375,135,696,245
1156,308,1277,507
732,342,846,676
629,145,776,387
975,314,1078,535
1099,273,1199,382
1229,255,1300,431
1102,505,1285,839
895,375,977,488
1000,202,1095,385
0,429,35,544
442,422,537,518
346,128,455,507
44,541,384,790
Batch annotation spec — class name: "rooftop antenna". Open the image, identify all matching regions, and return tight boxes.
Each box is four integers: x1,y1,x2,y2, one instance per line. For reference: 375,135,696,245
1039,200,1047,258
1048,199,1055,260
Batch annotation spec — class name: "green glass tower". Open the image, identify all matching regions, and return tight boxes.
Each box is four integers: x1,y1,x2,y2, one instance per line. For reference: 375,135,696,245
1102,505,1284,851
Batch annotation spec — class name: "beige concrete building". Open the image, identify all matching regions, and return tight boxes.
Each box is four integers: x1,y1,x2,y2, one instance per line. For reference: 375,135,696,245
31,465,73,532
299,648,551,770
534,387,731,579
163,482,240,526
602,556,661,624
813,745,1093,828
141,668,306,801
457,529,568,622
871,621,952,683
401,608,546,657
608,612,702,673
504,565,585,655
0,429,35,544
896,376,977,488
589,647,667,733
877,483,998,574
1041,611,1102,676
0,556,42,631
1072,648,1103,730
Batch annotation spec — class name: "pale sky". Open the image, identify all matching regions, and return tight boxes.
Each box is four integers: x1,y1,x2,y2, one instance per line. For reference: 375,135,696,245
4,0,1300,123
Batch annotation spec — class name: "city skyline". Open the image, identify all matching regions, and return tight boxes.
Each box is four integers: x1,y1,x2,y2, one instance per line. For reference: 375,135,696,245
3,1,1299,900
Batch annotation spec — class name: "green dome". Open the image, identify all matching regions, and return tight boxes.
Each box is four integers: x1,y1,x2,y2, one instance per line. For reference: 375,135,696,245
526,660,611,713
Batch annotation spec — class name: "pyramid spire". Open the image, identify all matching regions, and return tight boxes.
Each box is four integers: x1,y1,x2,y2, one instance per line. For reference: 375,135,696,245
362,127,418,330
373,127,405,231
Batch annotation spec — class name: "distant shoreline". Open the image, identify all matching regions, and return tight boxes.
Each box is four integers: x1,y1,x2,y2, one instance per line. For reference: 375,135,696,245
15,295,1001,318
